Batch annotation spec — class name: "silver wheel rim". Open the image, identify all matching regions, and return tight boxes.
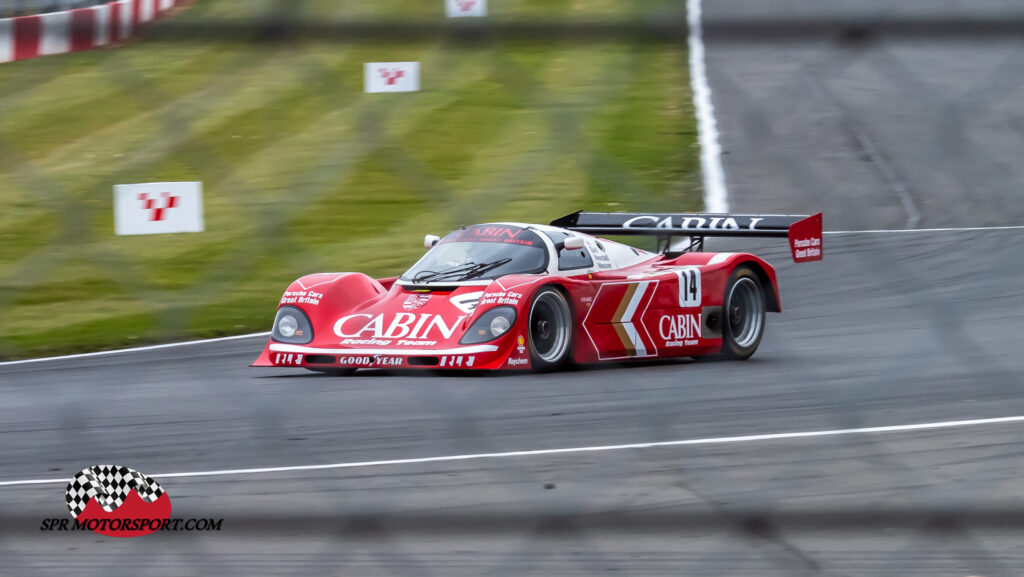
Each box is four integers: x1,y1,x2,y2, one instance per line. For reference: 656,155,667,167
727,277,764,349
530,291,571,363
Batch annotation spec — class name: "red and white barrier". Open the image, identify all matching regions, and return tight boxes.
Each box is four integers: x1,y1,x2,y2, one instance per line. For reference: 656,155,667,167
0,0,178,64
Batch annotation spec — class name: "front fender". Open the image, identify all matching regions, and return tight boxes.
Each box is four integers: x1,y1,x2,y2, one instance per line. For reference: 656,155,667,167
482,275,595,365
278,273,387,319
252,273,387,366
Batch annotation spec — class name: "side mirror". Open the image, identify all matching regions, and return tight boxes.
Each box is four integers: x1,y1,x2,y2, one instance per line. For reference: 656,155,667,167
424,234,441,249
563,237,586,251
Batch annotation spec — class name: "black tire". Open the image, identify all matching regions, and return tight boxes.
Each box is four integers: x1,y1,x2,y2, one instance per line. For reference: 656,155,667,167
528,287,573,372
721,265,766,360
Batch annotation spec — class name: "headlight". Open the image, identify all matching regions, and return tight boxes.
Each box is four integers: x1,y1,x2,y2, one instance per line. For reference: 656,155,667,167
272,306,313,344
278,315,298,338
490,315,511,337
459,306,517,345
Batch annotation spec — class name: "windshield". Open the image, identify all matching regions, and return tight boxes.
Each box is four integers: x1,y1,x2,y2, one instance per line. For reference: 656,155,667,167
402,225,549,283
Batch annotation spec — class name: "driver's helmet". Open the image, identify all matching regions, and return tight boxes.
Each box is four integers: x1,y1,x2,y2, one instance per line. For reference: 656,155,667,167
441,240,476,268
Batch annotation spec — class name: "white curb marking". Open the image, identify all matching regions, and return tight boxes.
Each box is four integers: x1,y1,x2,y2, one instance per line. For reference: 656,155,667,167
3,415,1023,487
687,0,729,213
0,332,270,368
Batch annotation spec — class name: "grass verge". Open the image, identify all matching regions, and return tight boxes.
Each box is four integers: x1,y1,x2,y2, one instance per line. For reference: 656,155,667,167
0,0,699,359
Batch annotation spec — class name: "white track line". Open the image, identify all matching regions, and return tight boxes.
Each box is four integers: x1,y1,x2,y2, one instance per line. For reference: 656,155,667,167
826,225,1024,235
3,415,1022,487
687,0,729,213
0,332,270,367
2,226,1021,368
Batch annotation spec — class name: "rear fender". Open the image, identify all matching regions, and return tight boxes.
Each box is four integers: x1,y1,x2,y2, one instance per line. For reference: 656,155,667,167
700,255,780,312
742,260,781,312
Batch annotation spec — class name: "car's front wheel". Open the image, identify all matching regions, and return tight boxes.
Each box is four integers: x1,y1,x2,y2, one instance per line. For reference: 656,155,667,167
528,287,573,372
721,265,766,360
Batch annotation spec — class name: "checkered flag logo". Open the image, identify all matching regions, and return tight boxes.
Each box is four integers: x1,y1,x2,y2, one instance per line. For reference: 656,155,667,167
65,465,165,519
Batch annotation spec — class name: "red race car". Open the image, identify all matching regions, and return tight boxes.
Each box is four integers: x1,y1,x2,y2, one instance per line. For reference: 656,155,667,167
252,211,822,374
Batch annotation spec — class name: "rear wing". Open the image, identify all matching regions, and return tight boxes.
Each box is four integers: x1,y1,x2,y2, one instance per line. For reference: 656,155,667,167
549,211,823,263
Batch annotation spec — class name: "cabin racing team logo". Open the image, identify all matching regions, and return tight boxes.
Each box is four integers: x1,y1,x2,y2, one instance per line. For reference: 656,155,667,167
42,465,222,537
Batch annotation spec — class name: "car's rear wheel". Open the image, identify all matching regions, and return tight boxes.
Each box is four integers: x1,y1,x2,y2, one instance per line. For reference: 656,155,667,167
721,265,766,360
528,287,572,372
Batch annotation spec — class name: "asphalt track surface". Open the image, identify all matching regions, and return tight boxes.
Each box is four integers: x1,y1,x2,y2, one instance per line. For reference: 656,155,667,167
4,3,1024,576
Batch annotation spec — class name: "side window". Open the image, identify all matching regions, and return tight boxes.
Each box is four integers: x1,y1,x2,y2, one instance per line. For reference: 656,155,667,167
544,231,594,271
559,246,594,270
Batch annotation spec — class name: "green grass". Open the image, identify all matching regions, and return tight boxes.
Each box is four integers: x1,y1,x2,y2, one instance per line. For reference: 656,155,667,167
182,0,684,21
0,0,699,359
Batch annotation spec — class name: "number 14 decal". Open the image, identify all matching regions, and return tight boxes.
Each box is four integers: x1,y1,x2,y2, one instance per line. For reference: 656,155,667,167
676,268,701,307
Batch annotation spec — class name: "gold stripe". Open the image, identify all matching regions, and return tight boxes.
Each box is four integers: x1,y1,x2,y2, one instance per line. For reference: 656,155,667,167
613,323,637,357
612,284,639,356
613,284,637,323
